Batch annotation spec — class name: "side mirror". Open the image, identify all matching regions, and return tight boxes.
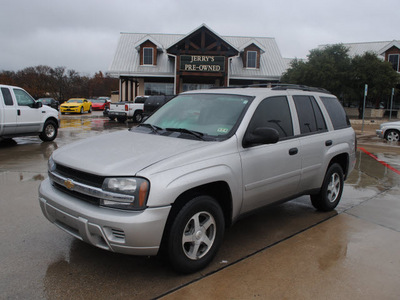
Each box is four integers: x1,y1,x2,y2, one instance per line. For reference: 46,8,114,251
243,127,279,148
34,101,43,108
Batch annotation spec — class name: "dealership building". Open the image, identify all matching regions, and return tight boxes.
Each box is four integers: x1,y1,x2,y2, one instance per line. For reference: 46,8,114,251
107,24,290,101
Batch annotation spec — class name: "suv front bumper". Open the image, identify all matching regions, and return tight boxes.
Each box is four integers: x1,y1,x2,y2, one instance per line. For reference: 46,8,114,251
39,178,171,256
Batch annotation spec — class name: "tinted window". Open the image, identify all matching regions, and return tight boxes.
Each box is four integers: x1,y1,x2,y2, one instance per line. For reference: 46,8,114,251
1,88,13,106
293,95,327,134
320,97,351,129
247,96,293,139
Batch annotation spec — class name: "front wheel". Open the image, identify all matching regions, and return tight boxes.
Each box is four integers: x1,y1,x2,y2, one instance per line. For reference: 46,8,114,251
167,195,225,273
311,163,344,211
39,120,58,142
80,107,84,114
385,129,400,141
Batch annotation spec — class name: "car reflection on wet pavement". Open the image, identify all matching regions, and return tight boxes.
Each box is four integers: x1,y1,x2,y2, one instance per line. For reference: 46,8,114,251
0,112,399,299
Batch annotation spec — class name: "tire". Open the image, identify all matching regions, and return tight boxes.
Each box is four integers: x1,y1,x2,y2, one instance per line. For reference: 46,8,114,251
80,107,84,114
385,129,400,142
88,106,92,113
311,163,344,211
133,111,143,123
109,117,116,121
117,117,127,123
167,195,225,273
39,120,58,142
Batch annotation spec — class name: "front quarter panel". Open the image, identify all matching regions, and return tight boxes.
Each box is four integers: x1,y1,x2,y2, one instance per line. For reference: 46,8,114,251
141,139,243,220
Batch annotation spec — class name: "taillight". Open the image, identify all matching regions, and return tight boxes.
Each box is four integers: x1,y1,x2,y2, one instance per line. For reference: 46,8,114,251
125,104,128,111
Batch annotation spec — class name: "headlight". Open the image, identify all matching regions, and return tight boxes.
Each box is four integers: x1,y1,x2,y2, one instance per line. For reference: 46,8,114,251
101,177,149,210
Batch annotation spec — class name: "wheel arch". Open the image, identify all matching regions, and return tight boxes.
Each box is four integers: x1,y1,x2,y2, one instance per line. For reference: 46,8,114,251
328,153,349,180
159,181,233,253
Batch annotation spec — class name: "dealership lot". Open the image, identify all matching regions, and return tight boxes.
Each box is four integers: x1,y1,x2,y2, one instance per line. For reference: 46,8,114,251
1,112,399,299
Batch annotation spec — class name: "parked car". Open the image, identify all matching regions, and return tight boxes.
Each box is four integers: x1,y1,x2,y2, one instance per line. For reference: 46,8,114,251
143,95,175,119
89,98,109,111
39,85,356,273
37,98,59,111
60,98,92,114
376,121,400,141
1,84,59,142
108,96,148,123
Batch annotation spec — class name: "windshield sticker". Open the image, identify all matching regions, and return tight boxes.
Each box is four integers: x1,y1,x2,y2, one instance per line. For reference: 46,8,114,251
217,128,229,134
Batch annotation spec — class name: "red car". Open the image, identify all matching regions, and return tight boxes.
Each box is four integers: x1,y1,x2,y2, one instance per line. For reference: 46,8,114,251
89,98,110,111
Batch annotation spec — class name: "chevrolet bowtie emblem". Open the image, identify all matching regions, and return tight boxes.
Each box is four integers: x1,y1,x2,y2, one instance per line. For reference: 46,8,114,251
64,179,75,190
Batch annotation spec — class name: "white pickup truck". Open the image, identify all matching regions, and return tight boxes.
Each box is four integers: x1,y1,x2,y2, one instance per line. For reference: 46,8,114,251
107,96,148,123
0,84,59,142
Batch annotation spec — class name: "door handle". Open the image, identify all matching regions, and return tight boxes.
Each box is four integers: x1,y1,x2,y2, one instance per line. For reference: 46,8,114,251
289,148,298,155
325,140,333,146
17,109,21,116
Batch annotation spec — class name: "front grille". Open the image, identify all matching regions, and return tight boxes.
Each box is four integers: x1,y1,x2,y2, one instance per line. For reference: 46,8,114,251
54,182,100,206
55,164,105,188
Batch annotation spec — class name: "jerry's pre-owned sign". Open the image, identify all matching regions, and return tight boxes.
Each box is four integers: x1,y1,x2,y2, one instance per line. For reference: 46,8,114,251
180,55,225,72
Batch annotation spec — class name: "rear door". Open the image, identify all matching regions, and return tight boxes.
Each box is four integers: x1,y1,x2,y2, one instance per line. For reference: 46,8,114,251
1,87,18,135
292,95,330,191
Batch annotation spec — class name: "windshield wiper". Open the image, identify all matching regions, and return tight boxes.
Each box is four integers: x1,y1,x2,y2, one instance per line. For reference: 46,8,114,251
137,123,162,134
165,128,205,140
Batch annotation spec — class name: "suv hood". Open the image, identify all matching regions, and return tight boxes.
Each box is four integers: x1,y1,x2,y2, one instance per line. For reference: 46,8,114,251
52,130,211,176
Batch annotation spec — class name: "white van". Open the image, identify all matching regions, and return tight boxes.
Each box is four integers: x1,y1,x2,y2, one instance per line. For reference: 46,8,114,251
0,84,59,142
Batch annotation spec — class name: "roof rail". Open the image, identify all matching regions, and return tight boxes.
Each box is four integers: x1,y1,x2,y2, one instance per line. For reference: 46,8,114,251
210,83,332,94
270,84,332,94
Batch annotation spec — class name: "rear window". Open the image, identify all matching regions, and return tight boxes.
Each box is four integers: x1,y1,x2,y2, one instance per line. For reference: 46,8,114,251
320,97,351,129
1,88,13,106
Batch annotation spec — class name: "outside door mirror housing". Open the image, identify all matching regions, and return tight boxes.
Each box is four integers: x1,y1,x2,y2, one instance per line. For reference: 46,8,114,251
243,127,279,148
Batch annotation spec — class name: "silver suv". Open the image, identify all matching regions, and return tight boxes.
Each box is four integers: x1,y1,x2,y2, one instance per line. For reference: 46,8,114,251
39,86,356,273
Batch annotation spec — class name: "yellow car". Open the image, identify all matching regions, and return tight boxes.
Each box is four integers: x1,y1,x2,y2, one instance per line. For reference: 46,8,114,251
60,98,92,114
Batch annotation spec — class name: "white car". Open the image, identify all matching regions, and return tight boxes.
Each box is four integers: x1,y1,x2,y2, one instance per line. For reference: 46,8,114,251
1,84,59,142
376,121,400,141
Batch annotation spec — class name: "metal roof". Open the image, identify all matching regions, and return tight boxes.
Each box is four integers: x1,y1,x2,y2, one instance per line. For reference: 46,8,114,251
318,40,400,58
108,31,288,80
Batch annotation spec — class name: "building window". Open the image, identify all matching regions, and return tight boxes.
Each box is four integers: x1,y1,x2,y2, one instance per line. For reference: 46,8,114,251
388,54,399,72
247,51,257,68
144,82,174,95
143,48,154,65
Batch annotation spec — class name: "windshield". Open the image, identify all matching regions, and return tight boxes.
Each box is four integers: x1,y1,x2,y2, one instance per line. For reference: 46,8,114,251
91,99,105,103
67,99,83,103
140,93,252,140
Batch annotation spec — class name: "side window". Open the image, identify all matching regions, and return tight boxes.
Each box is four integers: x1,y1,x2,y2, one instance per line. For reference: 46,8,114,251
320,97,351,130
13,89,35,107
1,88,14,106
293,95,327,134
247,96,293,139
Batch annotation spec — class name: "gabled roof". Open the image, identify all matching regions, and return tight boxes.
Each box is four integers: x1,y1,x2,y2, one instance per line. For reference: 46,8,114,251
379,40,400,55
166,23,238,54
238,38,266,53
134,35,164,51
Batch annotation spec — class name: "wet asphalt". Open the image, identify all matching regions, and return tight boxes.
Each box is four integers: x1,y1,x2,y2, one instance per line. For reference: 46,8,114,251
0,112,399,299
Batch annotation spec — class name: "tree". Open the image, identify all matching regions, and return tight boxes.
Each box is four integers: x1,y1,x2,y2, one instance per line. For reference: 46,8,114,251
350,52,399,109
281,44,352,98
281,44,400,117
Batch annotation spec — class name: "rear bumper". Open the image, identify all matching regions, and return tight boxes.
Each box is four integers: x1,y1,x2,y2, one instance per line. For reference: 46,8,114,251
39,178,171,256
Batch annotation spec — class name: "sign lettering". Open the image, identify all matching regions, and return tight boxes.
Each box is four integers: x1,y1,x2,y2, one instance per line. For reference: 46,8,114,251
180,55,225,72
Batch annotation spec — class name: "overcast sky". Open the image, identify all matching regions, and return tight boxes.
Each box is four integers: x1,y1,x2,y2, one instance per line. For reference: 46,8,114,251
1,0,399,75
